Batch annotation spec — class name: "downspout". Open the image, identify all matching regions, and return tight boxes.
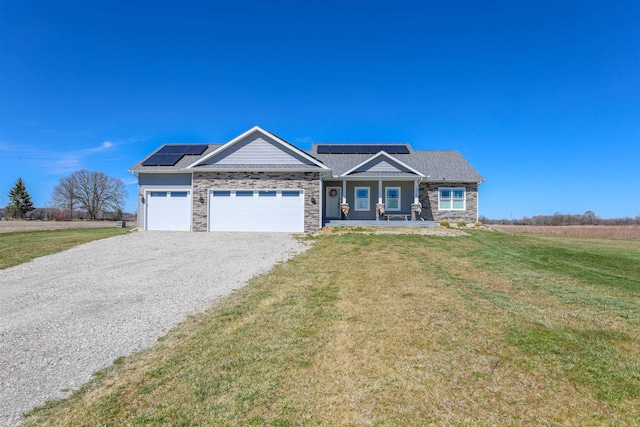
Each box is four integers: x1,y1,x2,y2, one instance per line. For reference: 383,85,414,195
318,173,323,229
130,171,141,229
476,181,481,223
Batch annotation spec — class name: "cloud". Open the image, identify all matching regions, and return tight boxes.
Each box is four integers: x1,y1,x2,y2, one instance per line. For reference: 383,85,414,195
123,178,139,185
0,139,121,175
84,140,116,154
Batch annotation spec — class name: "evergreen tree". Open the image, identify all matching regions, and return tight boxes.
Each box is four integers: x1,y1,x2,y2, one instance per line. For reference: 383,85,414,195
7,178,35,218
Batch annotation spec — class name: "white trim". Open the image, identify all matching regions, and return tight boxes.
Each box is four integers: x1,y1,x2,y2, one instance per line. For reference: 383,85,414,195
385,186,401,211
340,151,425,177
438,187,466,211
186,126,329,170
354,186,370,211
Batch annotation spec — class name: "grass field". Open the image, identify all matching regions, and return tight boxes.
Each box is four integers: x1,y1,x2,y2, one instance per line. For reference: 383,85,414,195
0,228,130,269
490,224,640,240
23,229,640,426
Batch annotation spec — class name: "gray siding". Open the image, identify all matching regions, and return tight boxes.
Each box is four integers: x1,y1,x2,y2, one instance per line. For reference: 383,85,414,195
344,180,374,220
204,134,309,166
355,157,409,173
382,181,414,214
137,173,193,228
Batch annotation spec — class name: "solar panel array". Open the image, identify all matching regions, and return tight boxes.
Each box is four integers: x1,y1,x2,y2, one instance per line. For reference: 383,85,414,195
141,144,209,166
316,145,410,154
156,144,208,155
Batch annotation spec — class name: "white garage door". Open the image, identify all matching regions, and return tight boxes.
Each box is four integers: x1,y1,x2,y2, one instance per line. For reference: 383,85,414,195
146,191,191,231
209,190,304,232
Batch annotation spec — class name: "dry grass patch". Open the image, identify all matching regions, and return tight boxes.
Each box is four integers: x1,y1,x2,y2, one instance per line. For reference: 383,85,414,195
23,231,640,426
491,224,640,240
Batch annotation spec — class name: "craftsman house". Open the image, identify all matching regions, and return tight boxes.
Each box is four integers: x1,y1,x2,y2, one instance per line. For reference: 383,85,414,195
129,126,484,232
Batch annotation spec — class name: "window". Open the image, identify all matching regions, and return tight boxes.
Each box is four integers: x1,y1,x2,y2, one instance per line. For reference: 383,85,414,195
385,187,401,211
149,191,167,197
355,187,370,211
171,191,188,197
259,191,276,197
282,191,300,197
439,187,466,210
236,191,253,197
213,191,231,197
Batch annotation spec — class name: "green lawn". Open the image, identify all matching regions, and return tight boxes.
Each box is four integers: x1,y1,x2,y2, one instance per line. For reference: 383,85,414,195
23,230,640,426
0,228,130,269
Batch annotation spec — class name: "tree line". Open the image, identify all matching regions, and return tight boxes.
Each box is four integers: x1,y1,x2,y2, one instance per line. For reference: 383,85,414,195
479,211,640,226
3,170,128,220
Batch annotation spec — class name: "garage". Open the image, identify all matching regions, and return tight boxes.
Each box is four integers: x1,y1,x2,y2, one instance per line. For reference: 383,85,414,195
145,190,192,231
209,189,304,232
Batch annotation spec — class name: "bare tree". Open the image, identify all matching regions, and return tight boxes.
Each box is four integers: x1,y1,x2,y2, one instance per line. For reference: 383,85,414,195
51,170,128,220
51,175,78,219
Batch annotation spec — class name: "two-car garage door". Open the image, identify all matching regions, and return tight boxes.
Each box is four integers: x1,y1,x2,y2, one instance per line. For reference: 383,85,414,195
209,189,304,232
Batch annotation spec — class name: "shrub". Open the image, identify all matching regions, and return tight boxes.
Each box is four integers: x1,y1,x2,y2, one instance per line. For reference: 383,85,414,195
457,220,467,228
439,219,450,227
474,221,483,228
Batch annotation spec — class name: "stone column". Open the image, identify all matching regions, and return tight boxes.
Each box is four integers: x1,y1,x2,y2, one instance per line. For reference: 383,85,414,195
340,203,350,220
376,203,385,220
411,203,422,221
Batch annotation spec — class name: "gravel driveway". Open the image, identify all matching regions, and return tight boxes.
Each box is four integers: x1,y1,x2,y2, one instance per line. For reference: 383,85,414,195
0,231,306,426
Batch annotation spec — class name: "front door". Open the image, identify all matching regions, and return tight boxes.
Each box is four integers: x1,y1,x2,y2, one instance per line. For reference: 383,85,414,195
326,187,341,218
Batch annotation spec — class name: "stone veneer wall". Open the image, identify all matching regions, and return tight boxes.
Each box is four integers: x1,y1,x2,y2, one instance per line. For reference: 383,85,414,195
192,172,321,232
419,182,479,223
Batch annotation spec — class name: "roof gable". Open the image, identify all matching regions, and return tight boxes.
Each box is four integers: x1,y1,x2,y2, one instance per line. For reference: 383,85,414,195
341,151,424,177
188,126,328,169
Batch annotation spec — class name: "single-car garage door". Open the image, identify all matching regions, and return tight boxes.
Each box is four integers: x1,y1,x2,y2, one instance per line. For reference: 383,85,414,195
209,190,304,232
146,191,191,231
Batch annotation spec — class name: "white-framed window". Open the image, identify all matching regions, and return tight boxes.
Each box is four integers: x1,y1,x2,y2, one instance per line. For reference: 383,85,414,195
354,187,370,211
439,187,466,210
385,187,401,211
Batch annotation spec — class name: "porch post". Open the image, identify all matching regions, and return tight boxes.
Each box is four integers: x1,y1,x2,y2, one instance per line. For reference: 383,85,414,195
411,180,422,221
341,180,349,220
376,179,385,221
342,180,347,204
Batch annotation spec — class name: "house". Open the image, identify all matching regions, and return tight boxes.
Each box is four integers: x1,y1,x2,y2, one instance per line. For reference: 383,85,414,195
129,126,484,232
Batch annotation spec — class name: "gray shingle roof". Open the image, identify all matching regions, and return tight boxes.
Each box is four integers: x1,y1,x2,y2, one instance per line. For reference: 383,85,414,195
130,141,484,183
307,145,484,182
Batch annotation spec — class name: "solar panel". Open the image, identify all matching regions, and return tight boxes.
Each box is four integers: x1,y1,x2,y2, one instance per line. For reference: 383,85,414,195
141,153,184,166
380,145,410,154
185,145,208,155
157,145,186,154
157,144,209,155
316,144,410,154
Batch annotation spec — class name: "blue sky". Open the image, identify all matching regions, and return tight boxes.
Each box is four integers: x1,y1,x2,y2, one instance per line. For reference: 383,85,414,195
1,1,638,219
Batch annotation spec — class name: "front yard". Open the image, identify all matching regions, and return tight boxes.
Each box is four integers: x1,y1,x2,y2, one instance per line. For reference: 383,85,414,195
23,229,640,426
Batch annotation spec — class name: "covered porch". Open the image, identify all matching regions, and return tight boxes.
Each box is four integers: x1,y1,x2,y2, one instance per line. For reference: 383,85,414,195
322,178,424,222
